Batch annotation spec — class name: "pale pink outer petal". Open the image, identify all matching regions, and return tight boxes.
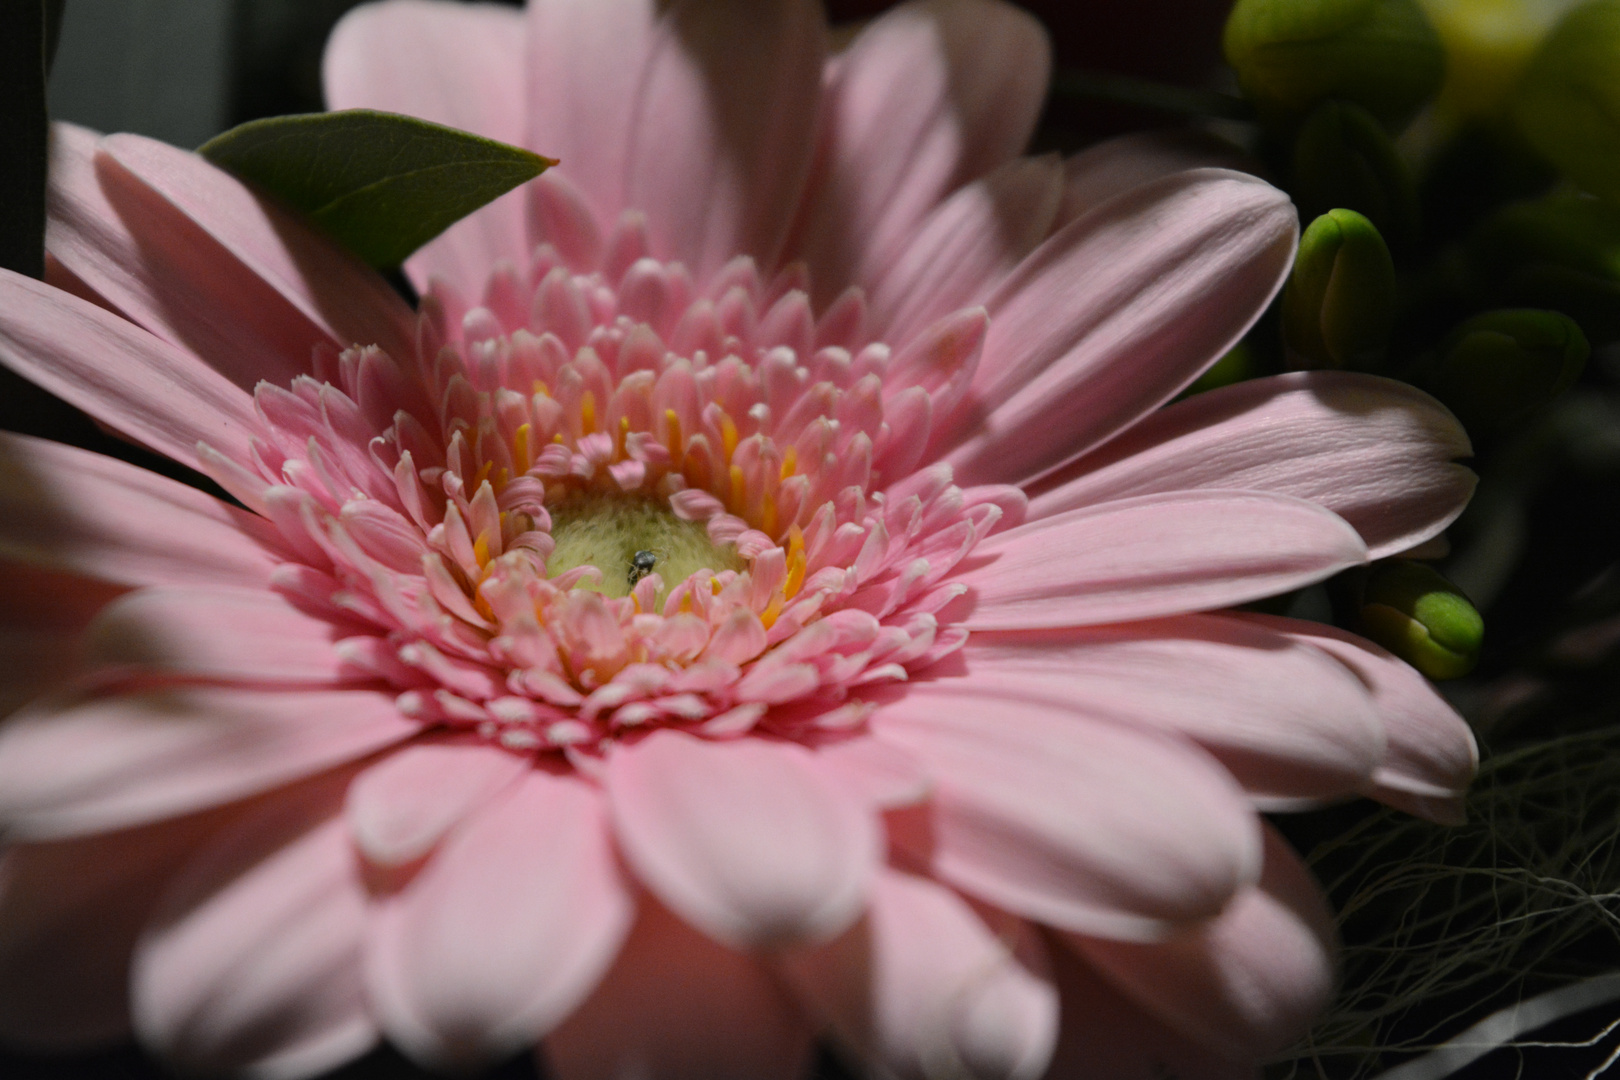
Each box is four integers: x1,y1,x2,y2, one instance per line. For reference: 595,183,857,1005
620,0,825,282
364,770,633,1069
45,125,313,390
132,774,377,1080
0,433,285,589
0,687,417,840
791,0,1051,308
80,585,355,686
0,270,261,468
954,613,1386,808
0,564,123,717
344,742,529,867
1067,826,1337,1062
810,735,932,809
1232,614,1480,824
1041,942,1256,1080
99,134,417,364
544,894,816,1080
957,490,1367,631
323,0,531,296
0,809,229,1051
867,154,1065,343
936,169,1298,487
873,687,1263,940
778,868,1059,1080
1054,129,1257,230
1028,372,1476,560
526,0,661,230
604,729,881,949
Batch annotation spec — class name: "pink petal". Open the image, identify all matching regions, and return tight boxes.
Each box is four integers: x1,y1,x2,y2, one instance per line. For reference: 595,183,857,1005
811,734,932,809
82,585,355,686
526,0,661,230
132,776,376,1079
779,868,1059,1080
0,687,417,840
1054,129,1256,230
874,688,1262,940
621,0,825,282
792,0,1051,307
544,894,815,1080
0,809,230,1051
1066,825,1336,1062
957,490,1367,630
1029,372,1476,560
868,154,1065,343
937,169,1297,487
44,125,305,391
0,433,284,589
956,613,1385,808
324,0,531,296
1233,614,1480,824
99,133,416,364
604,729,880,948
0,563,126,718
365,771,633,1068
345,742,528,867
0,270,261,468
1041,942,1255,1080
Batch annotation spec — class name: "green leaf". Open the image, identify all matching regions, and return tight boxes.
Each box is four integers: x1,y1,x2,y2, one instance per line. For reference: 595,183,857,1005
200,109,554,269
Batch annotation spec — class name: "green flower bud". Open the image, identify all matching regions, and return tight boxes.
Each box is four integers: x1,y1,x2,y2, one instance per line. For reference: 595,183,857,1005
1514,0,1620,204
1358,560,1483,679
1223,0,1446,127
1415,309,1589,436
1282,209,1398,370
1469,193,1620,342
1291,101,1420,243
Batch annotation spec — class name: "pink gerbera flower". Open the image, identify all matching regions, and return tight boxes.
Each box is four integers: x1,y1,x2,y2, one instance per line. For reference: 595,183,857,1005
0,0,1478,1077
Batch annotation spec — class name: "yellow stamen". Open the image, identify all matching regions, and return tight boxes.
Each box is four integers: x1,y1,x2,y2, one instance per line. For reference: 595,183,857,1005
761,590,784,629
513,423,533,472
665,409,683,461
618,416,631,456
729,463,747,514
761,492,778,538
779,444,797,479
581,391,597,435
473,531,492,570
785,525,807,598
719,411,739,461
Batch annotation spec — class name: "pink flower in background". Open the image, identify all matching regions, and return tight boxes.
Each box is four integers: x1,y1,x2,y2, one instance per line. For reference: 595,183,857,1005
0,0,1479,1077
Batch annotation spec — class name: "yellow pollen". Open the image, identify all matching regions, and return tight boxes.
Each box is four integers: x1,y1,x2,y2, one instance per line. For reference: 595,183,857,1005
513,423,533,472
618,416,631,455
780,444,797,479
474,461,494,488
473,531,493,570
729,464,747,514
581,391,597,435
552,432,565,444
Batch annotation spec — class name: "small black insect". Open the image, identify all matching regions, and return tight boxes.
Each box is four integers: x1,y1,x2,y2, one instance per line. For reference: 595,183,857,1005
627,549,660,588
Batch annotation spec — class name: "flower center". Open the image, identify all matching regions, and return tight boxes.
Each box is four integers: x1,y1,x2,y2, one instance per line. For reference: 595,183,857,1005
544,494,743,600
